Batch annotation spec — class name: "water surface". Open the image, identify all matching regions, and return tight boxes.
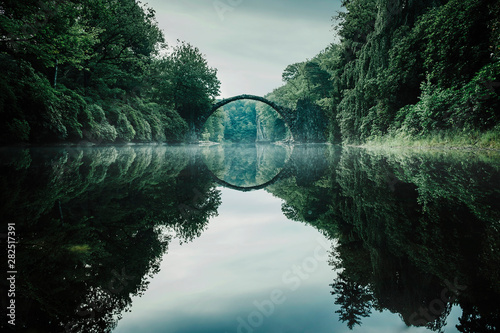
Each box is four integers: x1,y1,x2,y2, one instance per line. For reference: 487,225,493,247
1,144,499,332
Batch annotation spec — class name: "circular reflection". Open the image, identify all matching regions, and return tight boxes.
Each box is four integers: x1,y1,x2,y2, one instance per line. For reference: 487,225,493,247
201,144,292,191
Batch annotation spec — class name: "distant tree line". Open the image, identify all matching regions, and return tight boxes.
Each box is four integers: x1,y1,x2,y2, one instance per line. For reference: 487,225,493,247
0,0,220,144
201,99,290,143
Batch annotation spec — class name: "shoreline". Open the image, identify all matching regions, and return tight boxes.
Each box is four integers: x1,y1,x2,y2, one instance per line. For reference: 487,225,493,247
354,143,500,152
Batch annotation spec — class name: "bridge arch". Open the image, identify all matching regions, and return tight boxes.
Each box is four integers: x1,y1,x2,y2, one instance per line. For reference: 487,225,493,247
199,94,296,139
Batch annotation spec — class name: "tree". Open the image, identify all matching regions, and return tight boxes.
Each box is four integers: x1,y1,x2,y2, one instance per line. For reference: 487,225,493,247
0,0,97,71
153,41,220,131
0,0,213,144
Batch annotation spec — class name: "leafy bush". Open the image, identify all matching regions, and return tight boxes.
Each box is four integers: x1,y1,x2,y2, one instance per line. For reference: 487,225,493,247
394,60,500,137
88,104,106,123
0,54,64,142
162,108,188,142
82,105,118,143
6,119,31,142
54,85,88,140
116,113,136,142
93,122,118,143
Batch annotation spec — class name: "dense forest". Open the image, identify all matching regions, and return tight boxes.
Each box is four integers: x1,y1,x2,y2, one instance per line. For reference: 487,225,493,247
201,0,500,146
263,0,500,146
1,0,499,146
0,0,220,144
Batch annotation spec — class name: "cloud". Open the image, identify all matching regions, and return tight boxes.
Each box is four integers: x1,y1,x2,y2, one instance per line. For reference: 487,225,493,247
143,0,342,97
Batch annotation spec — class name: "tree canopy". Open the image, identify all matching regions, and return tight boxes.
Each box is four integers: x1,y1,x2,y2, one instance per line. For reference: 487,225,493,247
257,0,500,145
1,0,499,145
0,0,219,144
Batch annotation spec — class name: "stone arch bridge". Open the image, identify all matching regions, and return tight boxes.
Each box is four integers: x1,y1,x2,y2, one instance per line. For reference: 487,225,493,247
194,94,298,140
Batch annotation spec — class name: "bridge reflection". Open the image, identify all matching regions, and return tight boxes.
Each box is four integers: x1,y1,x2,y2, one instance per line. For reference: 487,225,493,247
200,144,329,192
205,163,294,192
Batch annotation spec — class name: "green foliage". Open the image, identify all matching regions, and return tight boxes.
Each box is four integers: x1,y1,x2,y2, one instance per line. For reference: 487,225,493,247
201,99,290,143
3,0,498,145
256,102,290,142
201,108,225,142
6,118,30,142
0,0,97,68
0,1,214,144
152,41,220,124
263,46,338,142
88,104,105,123
116,113,136,142
392,60,500,138
333,0,377,55
417,0,491,88
270,0,500,144
222,100,257,143
161,107,189,142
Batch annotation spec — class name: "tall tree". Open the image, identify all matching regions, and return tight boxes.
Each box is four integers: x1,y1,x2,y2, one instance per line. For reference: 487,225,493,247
153,41,220,132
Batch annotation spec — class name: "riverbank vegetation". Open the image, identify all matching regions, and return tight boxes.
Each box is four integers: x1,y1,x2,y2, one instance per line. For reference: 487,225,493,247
1,0,499,147
0,0,220,144
264,0,500,147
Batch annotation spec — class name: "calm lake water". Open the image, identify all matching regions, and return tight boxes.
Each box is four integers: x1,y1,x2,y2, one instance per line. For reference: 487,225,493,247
1,144,499,332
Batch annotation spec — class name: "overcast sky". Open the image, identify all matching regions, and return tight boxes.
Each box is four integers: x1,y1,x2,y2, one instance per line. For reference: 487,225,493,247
144,0,342,98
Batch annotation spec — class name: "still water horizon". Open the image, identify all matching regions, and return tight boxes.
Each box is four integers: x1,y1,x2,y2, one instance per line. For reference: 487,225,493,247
1,144,498,332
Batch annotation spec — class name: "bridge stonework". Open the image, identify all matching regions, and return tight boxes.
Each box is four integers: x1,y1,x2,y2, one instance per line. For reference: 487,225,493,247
195,94,297,140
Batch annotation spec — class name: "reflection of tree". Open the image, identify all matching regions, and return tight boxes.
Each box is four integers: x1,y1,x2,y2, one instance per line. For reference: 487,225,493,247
0,146,221,332
170,163,222,242
458,302,500,333
3,145,500,332
266,145,335,230
331,272,373,329
267,145,500,332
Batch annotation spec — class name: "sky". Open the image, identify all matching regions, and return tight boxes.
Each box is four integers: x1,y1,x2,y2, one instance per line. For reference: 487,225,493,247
144,0,343,98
